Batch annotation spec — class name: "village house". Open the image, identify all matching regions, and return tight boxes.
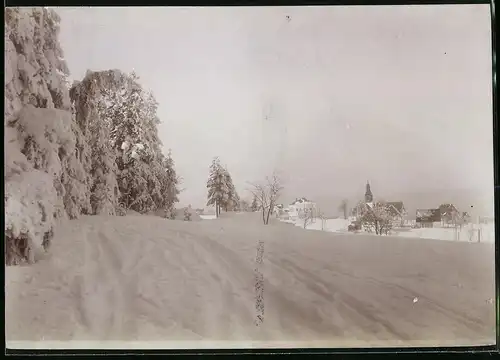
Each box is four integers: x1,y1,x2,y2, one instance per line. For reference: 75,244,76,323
415,208,441,228
273,203,285,218
385,201,407,227
438,203,461,227
349,182,408,230
288,197,317,220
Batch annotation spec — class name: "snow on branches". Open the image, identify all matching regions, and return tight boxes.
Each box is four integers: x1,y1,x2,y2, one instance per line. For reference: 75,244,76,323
206,157,240,217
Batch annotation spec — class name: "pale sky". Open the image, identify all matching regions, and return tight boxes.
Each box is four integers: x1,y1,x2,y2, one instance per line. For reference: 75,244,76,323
57,5,494,213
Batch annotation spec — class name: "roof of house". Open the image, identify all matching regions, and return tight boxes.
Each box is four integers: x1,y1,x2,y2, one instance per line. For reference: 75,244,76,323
416,208,441,222
438,203,458,215
290,197,313,205
386,201,405,216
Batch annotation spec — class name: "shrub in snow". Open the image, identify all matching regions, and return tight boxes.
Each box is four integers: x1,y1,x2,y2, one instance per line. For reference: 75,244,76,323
115,203,128,217
184,207,192,221
5,170,58,265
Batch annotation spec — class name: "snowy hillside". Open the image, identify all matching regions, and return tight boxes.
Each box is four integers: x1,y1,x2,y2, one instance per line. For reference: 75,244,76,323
6,213,495,348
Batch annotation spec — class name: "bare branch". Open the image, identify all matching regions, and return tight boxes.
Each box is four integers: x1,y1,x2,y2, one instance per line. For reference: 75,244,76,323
248,173,283,225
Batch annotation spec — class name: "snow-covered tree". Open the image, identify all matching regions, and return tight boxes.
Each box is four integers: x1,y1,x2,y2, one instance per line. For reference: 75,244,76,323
71,70,180,215
359,202,393,235
5,7,87,264
206,160,239,214
70,71,123,215
168,207,177,220
251,195,259,212
239,199,250,212
4,7,180,266
221,167,239,212
159,150,180,214
206,157,226,217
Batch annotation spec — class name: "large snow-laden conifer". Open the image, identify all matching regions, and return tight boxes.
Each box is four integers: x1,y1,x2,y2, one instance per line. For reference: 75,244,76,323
4,7,70,121
70,70,132,215
206,157,227,217
4,7,87,265
221,167,239,212
159,150,181,215
71,69,180,215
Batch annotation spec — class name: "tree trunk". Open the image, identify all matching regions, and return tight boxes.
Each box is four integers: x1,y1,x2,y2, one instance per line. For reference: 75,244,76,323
265,203,273,225
262,206,266,224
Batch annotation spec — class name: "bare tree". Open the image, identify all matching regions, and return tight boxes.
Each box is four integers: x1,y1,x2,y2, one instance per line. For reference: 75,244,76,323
360,202,393,235
338,199,349,220
317,208,327,231
248,173,283,225
302,208,315,229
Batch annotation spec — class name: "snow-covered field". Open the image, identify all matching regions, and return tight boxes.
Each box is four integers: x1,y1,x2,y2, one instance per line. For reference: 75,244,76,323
199,214,217,220
392,224,495,243
6,212,495,349
283,217,495,244
285,218,351,233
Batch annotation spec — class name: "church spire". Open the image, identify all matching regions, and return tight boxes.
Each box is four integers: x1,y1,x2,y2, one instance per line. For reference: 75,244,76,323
365,181,373,203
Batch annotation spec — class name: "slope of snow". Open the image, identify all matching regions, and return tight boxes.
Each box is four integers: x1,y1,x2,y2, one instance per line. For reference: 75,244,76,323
6,213,495,349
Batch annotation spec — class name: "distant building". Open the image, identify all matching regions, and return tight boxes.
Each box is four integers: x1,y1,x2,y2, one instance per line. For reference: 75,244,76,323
352,182,408,229
385,201,407,227
438,203,461,227
288,197,317,220
364,181,373,203
351,182,375,219
462,211,471,223
274,203,285,218
416,208,441,228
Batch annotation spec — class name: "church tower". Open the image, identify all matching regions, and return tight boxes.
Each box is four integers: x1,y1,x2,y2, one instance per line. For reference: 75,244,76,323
365,181,373,203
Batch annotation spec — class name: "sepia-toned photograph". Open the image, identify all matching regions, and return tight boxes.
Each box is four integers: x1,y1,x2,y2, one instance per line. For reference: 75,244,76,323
4,4,496,350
